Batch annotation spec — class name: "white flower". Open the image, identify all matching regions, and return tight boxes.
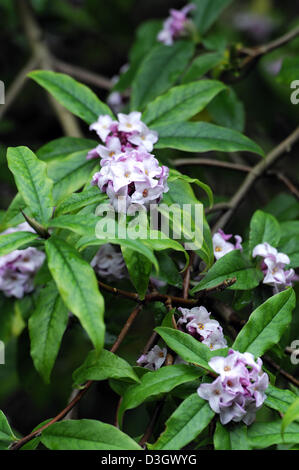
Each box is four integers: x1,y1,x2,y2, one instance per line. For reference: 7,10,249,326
89,115,117,142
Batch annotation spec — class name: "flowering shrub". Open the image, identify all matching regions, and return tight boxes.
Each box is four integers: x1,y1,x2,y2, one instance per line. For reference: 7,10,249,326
0,0,299,453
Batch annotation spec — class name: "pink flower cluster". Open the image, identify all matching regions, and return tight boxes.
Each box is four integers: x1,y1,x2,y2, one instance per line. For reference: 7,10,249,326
89,113,169,213
91,244,127,281
198,349,269,425
253,242,297,289
157,4,196,46
0,223,45,299
177,306,227,351
212,229,243,260
137,345,167,371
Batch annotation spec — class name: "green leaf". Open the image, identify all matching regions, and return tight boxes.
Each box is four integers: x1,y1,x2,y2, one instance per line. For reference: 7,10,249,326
248,420,299,449
45,236,105,352
151,394,214,450
182,52,223,84
214,422,251,450
193,0,233,34
277,56,299,86
0,231,38,257
162,177,214,267
213,421,231,450
232,289,296,357
143,80,226,126
154,121,264,156
76,235,159,272
41,419,142,450
282,397,299,435
0,194,26,232
29,70,114,124
55,187,107,216
265,384,298,414
249,210,281,253
207,87,245,133
7,146,54,225
191,250,263,294
121,247,152,300
131,41,195,111
118,364,205,425
0,410,16,449
47,150,97,204
37,137,96,161
155,327,227,371
167,169,213,208
278,238,299,269
48,213,99,236
29,281,69,383
73,349,140,387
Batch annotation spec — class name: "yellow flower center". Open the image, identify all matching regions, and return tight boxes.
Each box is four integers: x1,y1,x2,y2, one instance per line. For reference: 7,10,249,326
215,246,222,252
197,322,204,330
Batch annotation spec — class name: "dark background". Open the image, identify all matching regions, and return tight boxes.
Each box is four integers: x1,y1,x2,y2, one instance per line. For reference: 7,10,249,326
0,0,298,437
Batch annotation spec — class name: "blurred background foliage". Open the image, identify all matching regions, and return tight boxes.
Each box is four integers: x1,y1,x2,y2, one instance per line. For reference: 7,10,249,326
0,0,298,438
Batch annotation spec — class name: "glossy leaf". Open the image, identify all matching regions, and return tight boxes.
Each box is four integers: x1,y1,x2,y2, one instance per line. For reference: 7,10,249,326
131,41,195,111
45,236,105,352
29,70,114,124
7,146,54,225
232,289,296,357
191,250,263,293
249,210,281,252
152,394,214,450
29,281,69,383
143,80,226,126
41,419,142,450
154,121,264,156
0,231,38,257
73,349,140,387
155,327,227,371
118,364,205,425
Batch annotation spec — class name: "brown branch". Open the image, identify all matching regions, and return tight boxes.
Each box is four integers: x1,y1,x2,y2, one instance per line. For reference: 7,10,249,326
0,55,39,120
263,355,299,388
98,279,236,306
138,400,165,448
10,304,143,450
183,252,195,299
16,0,82,137
212,126,299,232
223,25,299,82
173,158,251,173
241,25,299,62
53,59,113,91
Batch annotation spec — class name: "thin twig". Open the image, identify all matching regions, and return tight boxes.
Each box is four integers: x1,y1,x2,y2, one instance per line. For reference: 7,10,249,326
53,59,112,90
98,279,236,306
212,126,299,232
183,252,195,299
173,158,251,173
10,304,143,450
0,55,39,120
16,0,82,137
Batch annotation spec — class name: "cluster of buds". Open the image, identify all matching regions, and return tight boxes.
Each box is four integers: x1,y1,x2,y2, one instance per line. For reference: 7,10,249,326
0,223,45,299
157,4,196,46
253,242,297,290
89,112,169,213
212,229,243,260
198,349,269,425
177,306,227,351
91,243,127,281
